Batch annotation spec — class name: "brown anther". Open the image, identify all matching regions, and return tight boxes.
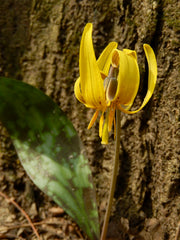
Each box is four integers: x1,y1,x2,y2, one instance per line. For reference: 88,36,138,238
103,65,119,101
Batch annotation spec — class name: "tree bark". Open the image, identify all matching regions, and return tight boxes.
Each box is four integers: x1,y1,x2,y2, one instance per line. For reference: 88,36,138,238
0,0,179,239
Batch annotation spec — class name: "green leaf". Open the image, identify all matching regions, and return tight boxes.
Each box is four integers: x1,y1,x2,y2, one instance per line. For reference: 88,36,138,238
0,77,100,240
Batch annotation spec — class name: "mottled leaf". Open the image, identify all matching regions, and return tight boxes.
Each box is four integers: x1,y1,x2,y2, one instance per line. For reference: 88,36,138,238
0,77,100,240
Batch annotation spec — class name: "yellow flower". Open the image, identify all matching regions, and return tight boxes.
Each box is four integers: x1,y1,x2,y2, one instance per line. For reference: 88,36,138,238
74,23,157,144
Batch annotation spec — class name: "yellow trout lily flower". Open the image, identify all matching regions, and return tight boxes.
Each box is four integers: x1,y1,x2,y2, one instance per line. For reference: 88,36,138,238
74,23,157,144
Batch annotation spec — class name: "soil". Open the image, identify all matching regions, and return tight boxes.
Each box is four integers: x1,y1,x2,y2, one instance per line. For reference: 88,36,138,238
0,0,179,240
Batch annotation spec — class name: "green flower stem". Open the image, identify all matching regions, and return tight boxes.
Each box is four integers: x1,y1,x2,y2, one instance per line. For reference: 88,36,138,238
100,110,121,240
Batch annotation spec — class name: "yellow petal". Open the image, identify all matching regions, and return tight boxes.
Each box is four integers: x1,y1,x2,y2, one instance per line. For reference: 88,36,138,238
79,23,106,109
117,44,157,114
74,77,98,109
74,77,86,104
123,48,137,61
97,42,118,75
113,49,140,105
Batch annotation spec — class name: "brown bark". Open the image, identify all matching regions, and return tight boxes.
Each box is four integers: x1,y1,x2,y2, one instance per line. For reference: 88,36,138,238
0,0,179,239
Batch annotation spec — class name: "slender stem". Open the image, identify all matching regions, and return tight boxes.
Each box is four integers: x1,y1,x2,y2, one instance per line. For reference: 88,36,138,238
100,110,121,240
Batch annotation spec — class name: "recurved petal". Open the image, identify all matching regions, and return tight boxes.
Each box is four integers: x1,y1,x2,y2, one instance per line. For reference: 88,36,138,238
97,42,118,75
74,77,86,104
117,44,157,114
80,23,106,109
113,49,140,105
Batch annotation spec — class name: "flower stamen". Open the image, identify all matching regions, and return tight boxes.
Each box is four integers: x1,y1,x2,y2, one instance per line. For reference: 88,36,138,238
101,110,109,144
108,104,116,132
88,110,99,129
99,112,104,138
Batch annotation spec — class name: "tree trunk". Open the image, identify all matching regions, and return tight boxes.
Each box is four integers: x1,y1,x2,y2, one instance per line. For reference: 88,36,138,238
0,0,179,239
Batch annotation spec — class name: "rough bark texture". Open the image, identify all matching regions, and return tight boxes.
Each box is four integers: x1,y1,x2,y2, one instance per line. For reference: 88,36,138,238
0,0,179,239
